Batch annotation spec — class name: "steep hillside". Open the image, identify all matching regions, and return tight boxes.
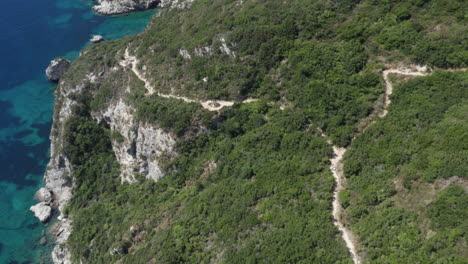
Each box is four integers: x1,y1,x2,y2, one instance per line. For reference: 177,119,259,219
41,0,467,263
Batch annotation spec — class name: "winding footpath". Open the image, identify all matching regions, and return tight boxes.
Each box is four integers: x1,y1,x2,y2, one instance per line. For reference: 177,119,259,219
324,66,430,264
379,66,429,118
119,53,465,263
120,49,256,111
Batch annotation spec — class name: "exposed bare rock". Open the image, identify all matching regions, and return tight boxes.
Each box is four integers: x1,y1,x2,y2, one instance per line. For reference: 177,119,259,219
52,244,71,264
35,187,52,203
93,0,159,15
90,35,104,43
218,37,236,58
194,46,214,57
179,49,192,59
30,202,52,222
159,0,195,9
93,99,176,182
39,65,82,263
135,123,176,181
93,0,195,15
50,218,72,264
110,247,125,255
46,58,70,82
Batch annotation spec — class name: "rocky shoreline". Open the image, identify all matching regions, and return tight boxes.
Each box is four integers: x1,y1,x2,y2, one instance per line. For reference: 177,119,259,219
31,1,197,263
93,0,159,15
93,0,195,15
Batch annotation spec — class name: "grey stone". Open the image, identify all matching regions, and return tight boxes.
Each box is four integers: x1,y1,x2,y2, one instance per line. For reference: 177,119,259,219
35,187,52,203
30,202,52,222
45,58,70,82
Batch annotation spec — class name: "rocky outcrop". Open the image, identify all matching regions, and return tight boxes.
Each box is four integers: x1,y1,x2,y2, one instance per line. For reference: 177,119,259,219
179,49,192,59
90,35,104,43
194,46,214,57
52,243,72,264
35,187,53,203
37,0,199,262
30,202,52,222
46,58,71,82
159,0,195,9
35,66,81,263
39,47,180,262
180,36,236,60
218,37,236,58
94,0,159,15
93,99,176,182
93,0,195,15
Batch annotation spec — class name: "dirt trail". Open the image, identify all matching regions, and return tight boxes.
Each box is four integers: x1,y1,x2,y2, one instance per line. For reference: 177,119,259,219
119,52,466,263
318,130,361,264
119,49,256,111
379,66,428,117
323,65,432,264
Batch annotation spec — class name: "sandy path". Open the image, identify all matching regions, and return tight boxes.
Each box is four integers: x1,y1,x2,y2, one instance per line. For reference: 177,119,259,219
379,66,428,117
330,145,361,263
323,65,435,264
317,129,361,264
119,52,465,262
119,49,256,111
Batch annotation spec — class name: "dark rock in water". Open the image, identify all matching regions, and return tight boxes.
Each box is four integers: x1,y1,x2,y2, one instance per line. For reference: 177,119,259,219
45,58,70,82
90,35,104,43
39,237,47,246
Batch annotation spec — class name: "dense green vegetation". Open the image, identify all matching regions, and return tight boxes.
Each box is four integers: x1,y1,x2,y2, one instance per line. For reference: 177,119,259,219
64,99,353,263
56,0,468,263
136,95,212,136
129,0,466,146
343,71,467,263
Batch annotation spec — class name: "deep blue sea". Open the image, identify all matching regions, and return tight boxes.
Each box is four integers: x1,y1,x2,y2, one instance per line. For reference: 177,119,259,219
0,0,156,262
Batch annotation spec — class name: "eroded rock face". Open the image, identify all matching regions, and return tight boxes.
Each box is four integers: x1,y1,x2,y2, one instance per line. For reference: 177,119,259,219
93,0,159,15
38,73,77,264
46,58,71,82
35,187,52,203
40,36,176,264
136,123,176,181
93,0,195,15
30,202,52,222
93,99,176,182
52,244,72,264
159,0,195,9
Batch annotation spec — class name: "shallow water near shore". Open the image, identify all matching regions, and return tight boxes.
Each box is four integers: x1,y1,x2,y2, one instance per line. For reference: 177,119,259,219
0,0,156,262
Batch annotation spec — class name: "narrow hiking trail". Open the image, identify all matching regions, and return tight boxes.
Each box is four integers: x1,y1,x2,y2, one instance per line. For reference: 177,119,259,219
119,51,465,263
323,66,431,264
379,66,429,117
120,49,256,111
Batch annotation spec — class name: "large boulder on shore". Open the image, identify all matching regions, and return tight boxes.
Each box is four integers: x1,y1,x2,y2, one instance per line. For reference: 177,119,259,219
35,187,52,203
30,202,52,222
46,58,70,82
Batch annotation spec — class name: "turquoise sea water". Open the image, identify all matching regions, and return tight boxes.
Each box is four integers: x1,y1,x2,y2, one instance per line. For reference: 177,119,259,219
0,0,156,262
